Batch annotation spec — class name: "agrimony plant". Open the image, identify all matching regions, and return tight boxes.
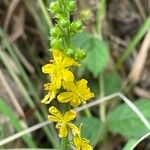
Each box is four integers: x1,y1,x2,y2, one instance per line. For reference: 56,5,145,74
41,0,94,149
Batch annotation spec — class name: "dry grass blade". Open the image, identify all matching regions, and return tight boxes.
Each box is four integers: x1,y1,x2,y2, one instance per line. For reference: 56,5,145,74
0,69,25,118
134,0,146,20
134,87,150,99
4,0,20,31
0,51,18,74
128,30,150,84
9,8,25,42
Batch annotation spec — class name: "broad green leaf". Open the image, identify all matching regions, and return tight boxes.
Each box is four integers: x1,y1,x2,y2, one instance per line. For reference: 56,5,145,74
104,72,121,95
72,32,109,77
77,117,106,145
72,32,92,48
0,99,37,148
107,99,150,139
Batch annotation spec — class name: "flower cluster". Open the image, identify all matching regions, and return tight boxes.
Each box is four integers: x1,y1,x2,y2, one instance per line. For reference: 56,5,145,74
41,0,94,149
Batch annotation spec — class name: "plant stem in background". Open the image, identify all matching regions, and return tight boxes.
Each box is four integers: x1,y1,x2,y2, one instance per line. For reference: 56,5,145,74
99,73,106,122
61,136,68,150
96,0,107,39
96,0,107,122
38,0,52,27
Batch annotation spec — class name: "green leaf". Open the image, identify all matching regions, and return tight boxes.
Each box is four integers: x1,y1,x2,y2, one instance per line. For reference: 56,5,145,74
104,72,121,95
77,117,106,145
72,32,109,77
72,32,92,48
0,99,37,148
107,99,150,139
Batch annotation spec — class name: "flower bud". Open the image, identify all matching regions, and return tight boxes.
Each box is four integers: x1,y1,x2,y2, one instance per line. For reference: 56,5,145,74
68,1,76,11
49,2,60,13
51,38,62,49
74,49,86,61
66,48,75,56
70,20,82,34
50,26,62,38
59,18,69,27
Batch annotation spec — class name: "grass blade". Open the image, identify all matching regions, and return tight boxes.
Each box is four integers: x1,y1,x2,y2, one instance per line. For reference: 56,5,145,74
0,99,37,148
0,49,59,148
117,16,150,68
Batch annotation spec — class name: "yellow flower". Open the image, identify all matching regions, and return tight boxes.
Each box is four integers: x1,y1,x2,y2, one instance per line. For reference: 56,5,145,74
73,135,93,150
42,50,79,89
41,83,57,104
48,106,78,138
57,79,94,107
73,126,93,150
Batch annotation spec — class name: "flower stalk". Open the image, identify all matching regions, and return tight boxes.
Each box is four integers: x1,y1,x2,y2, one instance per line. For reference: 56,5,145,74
41,0,94,149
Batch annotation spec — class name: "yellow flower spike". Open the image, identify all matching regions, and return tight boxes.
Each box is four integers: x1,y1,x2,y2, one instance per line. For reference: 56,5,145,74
42,50,80,89
57,79,95,107
73,125,93,150
41,83,57,104
48,106,78,138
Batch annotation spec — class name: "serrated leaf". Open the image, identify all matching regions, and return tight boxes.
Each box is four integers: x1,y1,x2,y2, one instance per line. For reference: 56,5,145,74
107,99,150,139
0,99,37,148
72,32,109,77
104,72,121,95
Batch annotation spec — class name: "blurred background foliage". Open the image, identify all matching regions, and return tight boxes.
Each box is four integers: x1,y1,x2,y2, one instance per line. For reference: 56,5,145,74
0,0,150,149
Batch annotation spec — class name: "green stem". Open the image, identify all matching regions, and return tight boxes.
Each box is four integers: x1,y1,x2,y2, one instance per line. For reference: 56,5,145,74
60,103,70,150
96,0,106,39
61,136,68,150
84,106,92,117
82,100,92,117
99,73,106,122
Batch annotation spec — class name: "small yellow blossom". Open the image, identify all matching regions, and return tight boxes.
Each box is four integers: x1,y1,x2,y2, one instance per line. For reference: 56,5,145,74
73,126,93,150
48,106,78,138
42,50,79,89
41,83,57,104
57,79,94,107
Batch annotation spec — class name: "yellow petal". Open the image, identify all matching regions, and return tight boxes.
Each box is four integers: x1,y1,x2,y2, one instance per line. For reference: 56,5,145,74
42,64,55,74
48,115,60,122
77,79,88,89
52,73,62,89
41,92,51,104
73,136,81,150
68,123,79,136
59,123,68,138
62,57,79,67
62,69,74,81
50,90,57,100
63,110,76,122
77,79,94,101
49,106,62,119
53,49,62,64
62,81,75,91
57,92,73,103
44,83,51,90
70,95,81,107
81,143,93,150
